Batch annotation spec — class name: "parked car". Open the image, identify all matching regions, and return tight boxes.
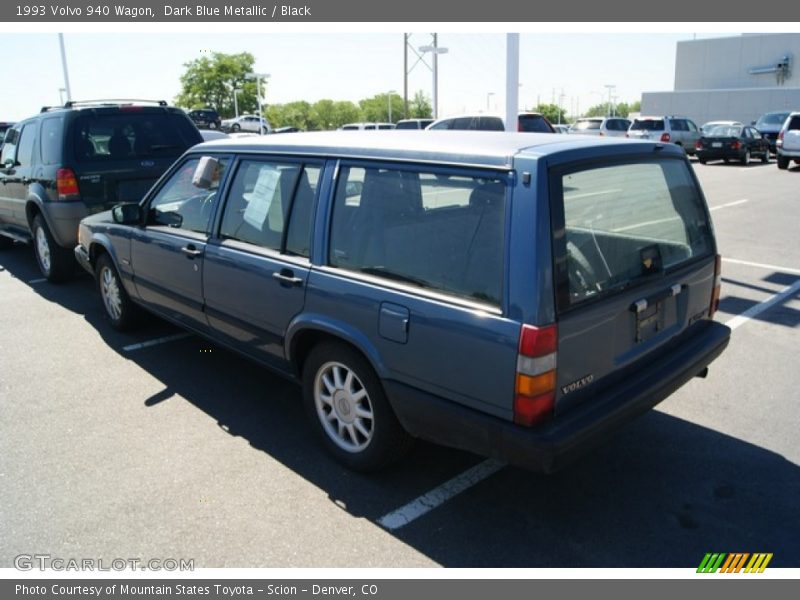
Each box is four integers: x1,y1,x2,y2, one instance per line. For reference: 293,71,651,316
0,121,14,150
75,131,730,472
273,126,302,134
221,114,272,134
569,117,631,137
700,120,742,135
394,118,434,130
776,111,800,170
627,116,701,155
695,124,770,165
754,110,791,156
427,113,555,133
339,123,395,130
552,124,570,134
187,108,222,130
0,99,202,281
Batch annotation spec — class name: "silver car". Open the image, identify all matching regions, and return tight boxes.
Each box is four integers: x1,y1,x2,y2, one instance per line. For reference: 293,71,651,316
776,111,800,170
569,117,631,137
221,114,272,134
627,116,701,155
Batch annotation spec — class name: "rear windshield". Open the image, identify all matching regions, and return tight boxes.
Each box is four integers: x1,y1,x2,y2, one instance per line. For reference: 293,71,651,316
395,121,418,129
519,115,554,133
72,112,200,162
631,119,665,131
707,125,742,137
573,120,602,131
559,159,713,306
756,112,790,127
786,115,800,130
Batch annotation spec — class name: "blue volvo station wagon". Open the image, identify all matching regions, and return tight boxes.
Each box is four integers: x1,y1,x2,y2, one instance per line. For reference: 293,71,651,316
75,131,731,472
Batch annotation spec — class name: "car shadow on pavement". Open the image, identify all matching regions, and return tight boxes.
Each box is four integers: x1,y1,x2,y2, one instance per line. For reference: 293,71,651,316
3,241,799,567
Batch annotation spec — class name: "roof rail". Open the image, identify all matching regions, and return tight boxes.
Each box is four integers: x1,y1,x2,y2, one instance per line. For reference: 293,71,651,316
63,99,169,108
40,105,65,113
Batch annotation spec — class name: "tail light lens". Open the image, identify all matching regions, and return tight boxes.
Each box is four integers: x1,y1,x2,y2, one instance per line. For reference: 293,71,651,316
514,324,557,426
695,140,703,150
709,254,722,319
660,132,671,142
56,168,80,200
731,140,741,150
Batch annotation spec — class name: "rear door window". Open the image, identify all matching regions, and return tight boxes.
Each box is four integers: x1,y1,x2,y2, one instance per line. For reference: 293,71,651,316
15,122,37,168
519,115,554,132
329,165,507,306
556,159,713,307
40,117,63,165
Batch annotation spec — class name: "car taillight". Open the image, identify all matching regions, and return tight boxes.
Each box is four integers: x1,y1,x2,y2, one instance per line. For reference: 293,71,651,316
695,140,703,150
731,140,741,150
709,254,722,319
514,324,557,426
56,168,80,200
660,132,671,142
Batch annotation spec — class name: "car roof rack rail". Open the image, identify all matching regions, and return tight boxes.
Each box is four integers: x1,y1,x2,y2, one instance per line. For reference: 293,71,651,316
63,99,169,108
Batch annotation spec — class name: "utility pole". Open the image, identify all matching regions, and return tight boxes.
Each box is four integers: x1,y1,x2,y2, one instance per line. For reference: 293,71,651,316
403,34,408,119
58,34,72,102
505,33,519,131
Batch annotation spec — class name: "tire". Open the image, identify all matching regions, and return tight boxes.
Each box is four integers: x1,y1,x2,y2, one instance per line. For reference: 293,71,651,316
95,252,139,331
761,150,769,163
777,155,789,170
31,214,73,282
698,158,707,165
723,158,729,164
0,235,14,249
231,123,241,132
741,149,750,166
302,341,413,471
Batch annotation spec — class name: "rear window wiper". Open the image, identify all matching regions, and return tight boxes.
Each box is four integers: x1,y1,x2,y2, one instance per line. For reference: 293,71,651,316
360,267,430,288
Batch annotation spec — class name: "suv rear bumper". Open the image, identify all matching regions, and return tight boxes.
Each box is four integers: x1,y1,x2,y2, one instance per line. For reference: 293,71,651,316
777,147,800,158
387,320,731,473
43,202,87,248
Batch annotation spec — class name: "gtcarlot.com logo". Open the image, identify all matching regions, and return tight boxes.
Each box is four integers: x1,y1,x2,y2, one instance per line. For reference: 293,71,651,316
697,552,773,573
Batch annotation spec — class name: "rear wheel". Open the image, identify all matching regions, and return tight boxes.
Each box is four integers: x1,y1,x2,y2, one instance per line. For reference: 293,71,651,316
698,157,707,164
777,155,789,170
231,123,241,132
95,253,139,331
31,214,73,282
302,341,413,471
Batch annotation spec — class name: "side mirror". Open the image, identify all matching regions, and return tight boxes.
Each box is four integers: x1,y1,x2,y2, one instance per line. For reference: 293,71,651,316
112,202,143,225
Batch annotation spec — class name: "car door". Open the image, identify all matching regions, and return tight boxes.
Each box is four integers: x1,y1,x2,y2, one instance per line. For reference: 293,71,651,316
0,121,37,229
202,158,322,368
130,154,229,331
686,119,701,148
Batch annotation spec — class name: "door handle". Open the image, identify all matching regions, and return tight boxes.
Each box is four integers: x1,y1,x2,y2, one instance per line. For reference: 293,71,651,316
180,245,203,258
272,269,303,286
21,177,31,184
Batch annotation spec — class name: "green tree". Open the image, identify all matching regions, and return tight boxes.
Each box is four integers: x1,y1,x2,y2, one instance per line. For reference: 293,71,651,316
533,103,568,125
408,91,432,119
175,52,262,118
310,99,337,130
331,101,362,128
359,93,404,123
584,100,640,118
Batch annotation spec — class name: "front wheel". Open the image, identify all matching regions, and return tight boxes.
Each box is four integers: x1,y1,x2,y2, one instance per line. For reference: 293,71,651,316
95,253,139,331
31,214,73,282
777,155,789,170
231,123,241,132
302,342,413,471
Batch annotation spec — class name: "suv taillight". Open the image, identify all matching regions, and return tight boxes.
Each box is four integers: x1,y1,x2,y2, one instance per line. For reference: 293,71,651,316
709,254,722,319
56,168,80,200
695,140,703,150
660,132,671,142
514,324,557,426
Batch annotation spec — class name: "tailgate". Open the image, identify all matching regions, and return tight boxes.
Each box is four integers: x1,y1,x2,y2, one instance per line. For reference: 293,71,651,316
77,161,171,212
551,155,717,414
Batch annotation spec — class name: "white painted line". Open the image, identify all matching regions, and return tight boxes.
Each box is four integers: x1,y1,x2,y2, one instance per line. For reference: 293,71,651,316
122,333,191,352
377,458,506,530
722,257,800,276
709,199,748,211
725,279,800,331
27,278,47,284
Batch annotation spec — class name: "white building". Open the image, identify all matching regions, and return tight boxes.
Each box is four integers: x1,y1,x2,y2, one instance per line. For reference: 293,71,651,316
641,33,800,126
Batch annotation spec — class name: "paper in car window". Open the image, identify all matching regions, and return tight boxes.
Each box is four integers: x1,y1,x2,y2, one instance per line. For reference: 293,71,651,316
243,167,281,230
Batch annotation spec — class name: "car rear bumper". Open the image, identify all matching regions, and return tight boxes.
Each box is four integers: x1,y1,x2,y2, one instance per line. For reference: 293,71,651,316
387,320,731,473
777,147,800,158
44,201,87,248
697,149,745,161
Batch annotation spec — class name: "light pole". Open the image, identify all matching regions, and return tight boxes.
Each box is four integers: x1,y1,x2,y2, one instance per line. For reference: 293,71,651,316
604,84,616,117
387,90,396,123
58,88,66,105
246,72,270,133
419,38,448,119
233,87,242,118
58,34,72,102
486,92,495,111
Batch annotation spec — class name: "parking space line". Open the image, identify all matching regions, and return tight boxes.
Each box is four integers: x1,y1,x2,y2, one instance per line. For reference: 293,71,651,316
709,199,748,211
377,458,506,530
725,279,800,331
122,333,191,352
722,257,800,276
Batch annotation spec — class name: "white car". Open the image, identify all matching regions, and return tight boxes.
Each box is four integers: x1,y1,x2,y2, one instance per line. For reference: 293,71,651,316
569,117,631,137
339,122,395,130
221,114,272,134
776,111,800,170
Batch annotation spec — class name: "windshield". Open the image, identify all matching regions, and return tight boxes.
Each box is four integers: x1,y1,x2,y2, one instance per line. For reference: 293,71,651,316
573,120,602,131
756,112,790,127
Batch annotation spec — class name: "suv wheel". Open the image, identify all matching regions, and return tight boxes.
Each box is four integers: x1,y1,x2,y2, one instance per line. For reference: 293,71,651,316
777,155,789,170
302,342,413,471
95,253,139,330
32,214,73,282
741,149,750,166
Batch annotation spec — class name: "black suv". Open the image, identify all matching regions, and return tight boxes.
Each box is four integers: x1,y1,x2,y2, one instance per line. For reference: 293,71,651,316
187,108,222,130
0,100,202,281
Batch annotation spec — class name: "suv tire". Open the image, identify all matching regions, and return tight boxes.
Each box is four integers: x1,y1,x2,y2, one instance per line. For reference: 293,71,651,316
777,155,789,170
32,214,73,282
302,341,413,471
95,253,139,331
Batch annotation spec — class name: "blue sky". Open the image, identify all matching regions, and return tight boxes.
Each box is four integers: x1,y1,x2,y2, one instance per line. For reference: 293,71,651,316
0,32,729,122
